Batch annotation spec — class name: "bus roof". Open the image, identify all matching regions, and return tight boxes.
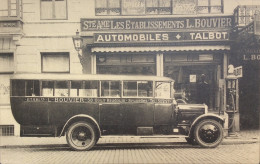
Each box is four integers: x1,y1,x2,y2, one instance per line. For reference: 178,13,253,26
11,73,174,82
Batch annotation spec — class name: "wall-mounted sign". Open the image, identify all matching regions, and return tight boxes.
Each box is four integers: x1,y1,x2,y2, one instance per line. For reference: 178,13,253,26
234,66,243,78
94,31,229,43
81,16,233,31
238,47,260,61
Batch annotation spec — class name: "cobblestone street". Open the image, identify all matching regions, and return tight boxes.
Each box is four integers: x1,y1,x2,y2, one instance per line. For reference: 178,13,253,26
1,139,259,164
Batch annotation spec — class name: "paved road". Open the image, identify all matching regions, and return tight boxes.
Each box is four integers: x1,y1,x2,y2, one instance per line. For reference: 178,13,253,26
0,141,259,164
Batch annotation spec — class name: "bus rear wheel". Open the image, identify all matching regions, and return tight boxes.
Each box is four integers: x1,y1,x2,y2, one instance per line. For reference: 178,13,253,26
66,121,96,151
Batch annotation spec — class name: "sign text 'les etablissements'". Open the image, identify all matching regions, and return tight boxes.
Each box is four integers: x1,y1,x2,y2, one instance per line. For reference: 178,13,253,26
94,31,229,43
81,16,233,31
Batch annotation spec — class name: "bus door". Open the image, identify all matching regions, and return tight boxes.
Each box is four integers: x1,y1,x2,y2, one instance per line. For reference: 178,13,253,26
154,82,175,126
121,81,154,133
99,81,123,133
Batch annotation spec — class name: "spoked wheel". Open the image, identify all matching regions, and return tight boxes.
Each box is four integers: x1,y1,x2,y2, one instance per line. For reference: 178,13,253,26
185,137,198,145
194,119,224,148
66,121,96,151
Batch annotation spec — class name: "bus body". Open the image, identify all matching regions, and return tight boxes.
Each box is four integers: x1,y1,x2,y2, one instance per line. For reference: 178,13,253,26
10,74,224,150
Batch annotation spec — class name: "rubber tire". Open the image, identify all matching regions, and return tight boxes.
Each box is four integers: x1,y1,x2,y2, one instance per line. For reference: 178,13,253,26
194,119,224,148
66,121,96,151
185,137,198,145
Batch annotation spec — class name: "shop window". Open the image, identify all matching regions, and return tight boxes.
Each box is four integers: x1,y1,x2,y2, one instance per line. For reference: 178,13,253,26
41,0,67,19
95,0,121,15
41,52,70,73
101,81,120,97
0,53,14,73
197,0,223,14
96,54,156,75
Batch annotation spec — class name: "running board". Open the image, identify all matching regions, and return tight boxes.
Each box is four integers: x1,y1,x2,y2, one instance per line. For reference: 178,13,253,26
101,135,187,138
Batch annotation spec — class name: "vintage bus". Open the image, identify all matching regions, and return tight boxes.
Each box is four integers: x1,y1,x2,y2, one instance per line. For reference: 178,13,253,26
10,74,224,151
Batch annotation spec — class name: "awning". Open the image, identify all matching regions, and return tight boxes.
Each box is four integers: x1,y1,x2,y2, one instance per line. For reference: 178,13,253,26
91,45,230,53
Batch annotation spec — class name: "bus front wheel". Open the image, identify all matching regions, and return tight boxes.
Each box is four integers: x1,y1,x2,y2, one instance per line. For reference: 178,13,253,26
194,119,224,148
66,121,96,151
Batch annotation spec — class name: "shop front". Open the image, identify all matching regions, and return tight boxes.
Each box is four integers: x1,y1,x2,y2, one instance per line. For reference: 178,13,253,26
80,15,233,111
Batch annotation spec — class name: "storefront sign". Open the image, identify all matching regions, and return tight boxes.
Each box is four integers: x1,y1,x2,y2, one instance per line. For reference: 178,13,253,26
239,48,260,61
81,16,233,31
94,31,229,43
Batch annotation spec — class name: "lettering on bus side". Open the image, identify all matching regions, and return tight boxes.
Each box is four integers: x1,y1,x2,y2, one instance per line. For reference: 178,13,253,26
24,97,173,104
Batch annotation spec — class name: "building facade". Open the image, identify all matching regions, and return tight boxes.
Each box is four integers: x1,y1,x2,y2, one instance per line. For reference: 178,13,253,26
0,0,258,136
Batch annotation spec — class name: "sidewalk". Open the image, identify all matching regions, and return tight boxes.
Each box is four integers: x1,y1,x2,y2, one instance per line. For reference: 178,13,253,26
0,129,259,148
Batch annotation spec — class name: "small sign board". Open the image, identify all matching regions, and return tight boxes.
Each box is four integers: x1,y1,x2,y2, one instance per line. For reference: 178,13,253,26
234,66,243,78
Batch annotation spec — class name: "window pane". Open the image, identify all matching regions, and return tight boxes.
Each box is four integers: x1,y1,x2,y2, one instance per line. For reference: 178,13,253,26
26,80,40,96
211,0,221,6
71,81,81,97
155,82,170,98
12,80,25,96
55,81,68,96
108,0,120,7
96,0,107,8
42,53,69,73
159,0,171,7
41,0,53,19
146,0,158,7
0,53,14,72
197,6,209,13
42,81,54,96
79,81,98,97
138,81,152,97
198,0,208,6
123,81,137,97
211,6,222,13
172,0,196,14
0,0,8,10
122,0,145,15
101,81,120,97
55,0,67,19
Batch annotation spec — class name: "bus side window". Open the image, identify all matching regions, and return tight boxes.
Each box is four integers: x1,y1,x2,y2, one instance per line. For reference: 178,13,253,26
42,81,54,96
71,81,81,97
155,82,171,98
79,81,98,97
101,81,120,97
12,80,25,96
26,80,40,96
123,81,137,97
137,81,153,97
55,81,68,97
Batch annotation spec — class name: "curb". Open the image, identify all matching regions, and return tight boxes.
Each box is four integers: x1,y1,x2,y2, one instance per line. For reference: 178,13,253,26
0,139,258,149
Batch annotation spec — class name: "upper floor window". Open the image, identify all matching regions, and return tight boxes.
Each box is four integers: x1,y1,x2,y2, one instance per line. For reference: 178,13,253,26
96,0,121,15
40,0,67,20
0,0,23,18
95,0,223,16
0,53,14,73
146,0,172,15
197,0,223,14
41,52,70,73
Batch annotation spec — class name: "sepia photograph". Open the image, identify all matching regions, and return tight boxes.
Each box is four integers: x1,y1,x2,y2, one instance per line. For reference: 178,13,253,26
0,0,259,163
